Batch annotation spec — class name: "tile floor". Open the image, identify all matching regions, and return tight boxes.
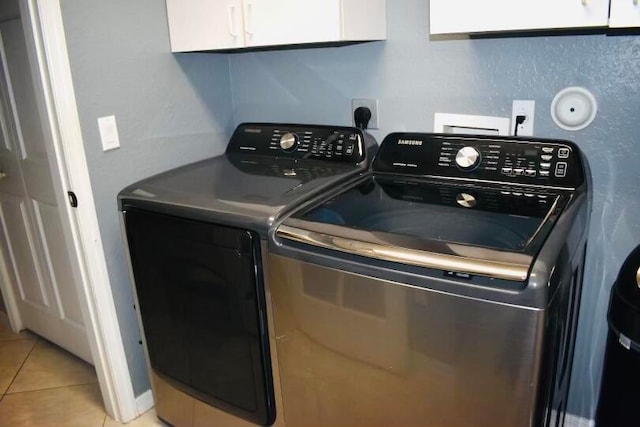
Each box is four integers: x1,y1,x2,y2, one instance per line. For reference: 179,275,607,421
0,312,165,426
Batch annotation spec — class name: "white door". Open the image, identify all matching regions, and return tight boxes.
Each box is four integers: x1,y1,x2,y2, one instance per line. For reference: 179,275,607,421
0,18,91,363
429,0,610,34
166,0,245,52
243,0,341,47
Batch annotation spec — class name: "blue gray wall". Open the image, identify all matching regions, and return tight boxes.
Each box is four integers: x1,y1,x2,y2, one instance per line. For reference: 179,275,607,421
60,0,234,395
228,0,640,419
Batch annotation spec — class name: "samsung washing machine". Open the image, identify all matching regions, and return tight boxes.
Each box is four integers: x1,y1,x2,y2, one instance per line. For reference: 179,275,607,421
268,132,591,427
118,123,377,427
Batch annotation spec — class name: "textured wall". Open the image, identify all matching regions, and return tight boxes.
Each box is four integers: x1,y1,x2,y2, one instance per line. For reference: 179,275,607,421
59,0,234,395
229,0,640,419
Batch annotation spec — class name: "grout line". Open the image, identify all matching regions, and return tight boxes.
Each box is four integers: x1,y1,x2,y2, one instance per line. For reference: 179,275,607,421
3,337,39,394
102,412,108,427
5,380,100,396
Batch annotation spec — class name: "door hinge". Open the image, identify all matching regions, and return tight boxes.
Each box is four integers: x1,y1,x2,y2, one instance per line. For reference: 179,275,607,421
67,191,78,208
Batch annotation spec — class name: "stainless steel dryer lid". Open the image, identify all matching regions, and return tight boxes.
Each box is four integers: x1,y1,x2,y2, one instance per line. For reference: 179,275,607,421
118,154,365,236
118,123,377,236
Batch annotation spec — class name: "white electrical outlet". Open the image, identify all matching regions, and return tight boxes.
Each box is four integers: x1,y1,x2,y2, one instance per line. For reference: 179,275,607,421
352,99,379,130
511,100,535,136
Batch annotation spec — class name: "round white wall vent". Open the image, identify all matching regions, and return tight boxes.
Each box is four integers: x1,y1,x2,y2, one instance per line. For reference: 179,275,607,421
550,87,598,131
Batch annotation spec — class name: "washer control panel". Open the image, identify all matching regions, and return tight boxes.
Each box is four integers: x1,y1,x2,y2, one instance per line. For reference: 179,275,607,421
439,140,573,180
374,133,584,188
227,123,365,163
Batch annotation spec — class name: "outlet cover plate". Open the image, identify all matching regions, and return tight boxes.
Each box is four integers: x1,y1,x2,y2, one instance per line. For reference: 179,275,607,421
511,100,535,136
352,99,378,130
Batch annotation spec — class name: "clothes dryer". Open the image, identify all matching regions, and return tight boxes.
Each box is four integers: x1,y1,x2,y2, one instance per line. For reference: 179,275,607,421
119,123,377,427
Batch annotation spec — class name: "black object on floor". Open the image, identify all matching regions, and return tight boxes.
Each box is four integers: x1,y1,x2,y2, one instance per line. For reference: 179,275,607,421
596,244,640,427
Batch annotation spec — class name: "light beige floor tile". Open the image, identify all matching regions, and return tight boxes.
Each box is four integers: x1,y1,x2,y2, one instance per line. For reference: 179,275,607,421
7,339,97,394
0,383,106,427
104,408,168,427
0,339,36,394
0,312,33,342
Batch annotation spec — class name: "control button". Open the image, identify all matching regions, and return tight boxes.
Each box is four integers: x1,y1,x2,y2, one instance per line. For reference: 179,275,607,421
558,147,570,158
542,147,554,154
455,146,482,171
500,191,511,195
555,162,567,177
279,132,298,151
514,168,524,176
525,169,537,177
512,192,523,197
501,167,512,175
456,193,477,208
540,170,550,177
540,162,551,169
525,193,535,198
538,195,548,199
541,155,553,161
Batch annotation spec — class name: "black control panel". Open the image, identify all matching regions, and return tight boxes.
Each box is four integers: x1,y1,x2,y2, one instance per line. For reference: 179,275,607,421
227,156,354,182
379,177,560,218
226,123,366,163
373,133,585,188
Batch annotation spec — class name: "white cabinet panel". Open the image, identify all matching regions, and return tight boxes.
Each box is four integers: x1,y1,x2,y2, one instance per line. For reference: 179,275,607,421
166,0,244,52
244,0,341,47
166,0,386,52
429,0,610,34
609,0,640,28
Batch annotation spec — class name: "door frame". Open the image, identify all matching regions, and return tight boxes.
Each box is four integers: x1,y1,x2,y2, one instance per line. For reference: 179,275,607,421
0,0,140,422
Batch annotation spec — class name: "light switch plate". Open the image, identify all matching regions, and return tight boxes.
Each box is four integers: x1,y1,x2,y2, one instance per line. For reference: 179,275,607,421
98,115,120,151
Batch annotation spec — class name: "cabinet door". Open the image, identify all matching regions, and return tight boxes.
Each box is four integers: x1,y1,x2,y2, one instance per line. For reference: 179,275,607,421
166,0,244,51
429,0,610,34
243,0,341,48
610,0,640,28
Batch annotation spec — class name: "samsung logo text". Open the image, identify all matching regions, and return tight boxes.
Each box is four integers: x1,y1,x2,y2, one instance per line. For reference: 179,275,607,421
397,139,423,146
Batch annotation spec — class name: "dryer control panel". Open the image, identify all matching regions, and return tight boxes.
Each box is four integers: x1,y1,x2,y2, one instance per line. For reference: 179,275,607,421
374,133,585,188
227,123,366,164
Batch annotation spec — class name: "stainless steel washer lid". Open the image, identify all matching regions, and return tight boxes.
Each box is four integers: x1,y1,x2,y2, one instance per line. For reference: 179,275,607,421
275,175,567,282
118,154,365,237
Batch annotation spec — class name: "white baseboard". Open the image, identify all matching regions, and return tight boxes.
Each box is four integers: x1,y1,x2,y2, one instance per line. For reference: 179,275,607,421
135,389,155,416
564,413,595,427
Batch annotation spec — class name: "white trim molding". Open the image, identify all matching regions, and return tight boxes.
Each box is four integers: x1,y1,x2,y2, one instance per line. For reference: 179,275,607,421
135,389,155,416
20,0,138,422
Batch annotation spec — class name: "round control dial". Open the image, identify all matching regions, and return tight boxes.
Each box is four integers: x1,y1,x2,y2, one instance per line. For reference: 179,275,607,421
456,193,477,208
455,146,481,171
279,132,298,151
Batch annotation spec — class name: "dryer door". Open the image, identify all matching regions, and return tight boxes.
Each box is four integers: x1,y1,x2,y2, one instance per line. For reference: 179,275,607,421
124,209,275,426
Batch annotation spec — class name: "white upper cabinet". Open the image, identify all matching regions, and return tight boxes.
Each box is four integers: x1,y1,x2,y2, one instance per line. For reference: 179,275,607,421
166,0,244,51
609,0,640,28
166,0,387,52
429,0,611,34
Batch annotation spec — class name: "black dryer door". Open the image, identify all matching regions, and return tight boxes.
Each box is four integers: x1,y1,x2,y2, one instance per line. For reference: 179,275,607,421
124,209,275,426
